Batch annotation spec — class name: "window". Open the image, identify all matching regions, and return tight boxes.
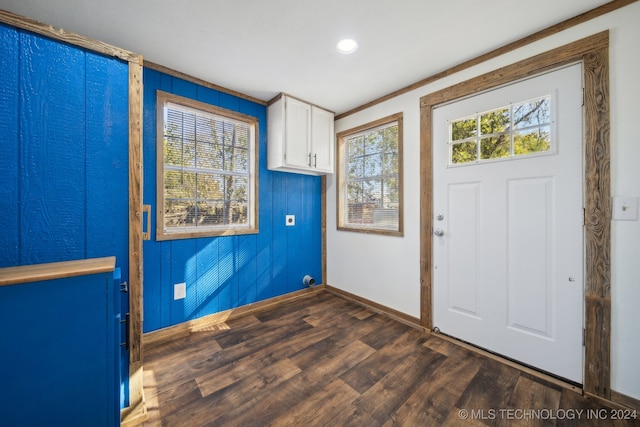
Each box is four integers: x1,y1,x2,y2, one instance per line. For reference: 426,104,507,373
156,91,258,240
449,95,553,165
337,113,403,236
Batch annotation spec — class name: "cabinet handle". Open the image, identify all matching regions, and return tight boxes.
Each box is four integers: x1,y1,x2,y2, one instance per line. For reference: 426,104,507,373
314,154,317,168
308,153,312,167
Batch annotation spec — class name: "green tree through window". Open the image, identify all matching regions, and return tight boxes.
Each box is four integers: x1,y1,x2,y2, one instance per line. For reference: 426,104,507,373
450,96,551,165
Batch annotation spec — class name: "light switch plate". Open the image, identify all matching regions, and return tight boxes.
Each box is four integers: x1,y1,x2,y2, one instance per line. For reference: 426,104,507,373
612,196,639,221
286,215,295,226
174,282,186,300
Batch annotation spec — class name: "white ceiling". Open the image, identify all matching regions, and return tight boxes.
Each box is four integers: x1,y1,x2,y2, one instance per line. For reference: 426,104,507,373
0,0,611,114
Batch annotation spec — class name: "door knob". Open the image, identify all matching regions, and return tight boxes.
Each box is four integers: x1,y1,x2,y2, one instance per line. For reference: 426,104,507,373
434,228,444,237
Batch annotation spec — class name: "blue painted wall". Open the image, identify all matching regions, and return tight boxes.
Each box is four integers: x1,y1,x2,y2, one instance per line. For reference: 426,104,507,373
142,68,323,332
0,271,119,426
0,24,130,407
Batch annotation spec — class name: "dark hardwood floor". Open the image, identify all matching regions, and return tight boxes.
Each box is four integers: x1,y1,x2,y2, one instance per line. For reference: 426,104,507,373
141,291,639,426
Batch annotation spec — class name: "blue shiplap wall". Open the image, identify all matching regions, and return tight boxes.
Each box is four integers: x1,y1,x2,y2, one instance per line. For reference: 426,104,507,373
142,68,323,332
0,24,130,407
0,24,129,273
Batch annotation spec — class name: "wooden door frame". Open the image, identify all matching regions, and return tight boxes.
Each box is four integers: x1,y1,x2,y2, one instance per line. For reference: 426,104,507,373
124,61,145,424
419,31,611,398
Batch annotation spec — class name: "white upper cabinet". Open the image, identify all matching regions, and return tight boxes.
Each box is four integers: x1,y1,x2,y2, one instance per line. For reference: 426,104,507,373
268,94,334,175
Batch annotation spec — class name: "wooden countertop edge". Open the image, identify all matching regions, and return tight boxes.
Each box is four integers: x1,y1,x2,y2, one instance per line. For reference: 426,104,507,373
0,256,116,287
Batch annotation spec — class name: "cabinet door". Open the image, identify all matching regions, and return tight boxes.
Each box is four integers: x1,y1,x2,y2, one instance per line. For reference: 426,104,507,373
311,106,334,173
284,97,311,168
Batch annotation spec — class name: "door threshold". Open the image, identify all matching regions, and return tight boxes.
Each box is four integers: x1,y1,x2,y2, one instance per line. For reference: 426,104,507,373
432,330,583,394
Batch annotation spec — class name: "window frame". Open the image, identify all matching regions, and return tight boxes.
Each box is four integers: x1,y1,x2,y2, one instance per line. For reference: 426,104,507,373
156,90,259,241
336,113,403,237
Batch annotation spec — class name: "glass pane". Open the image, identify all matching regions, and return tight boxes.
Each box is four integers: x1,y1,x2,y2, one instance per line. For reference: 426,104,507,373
451,141,477,164
228,200,248,225
382,152,398,176
480,108,510,135
196,173,222,201
348,135,364,157
373,207,398,228
363,180,382,206
196,140,217,169
383,125,398,151
382,178,399,206
232,148,249,173
164,170,196,200
181,138,196,167
235,124,250,149
165,200,195,228
347,181,363,204
229,176,248,202
347,203,364,224
451,117,477,141
514,98,551,129
164,135,184,166
363,153,382,178
222,145,239,172
165,108,184,136
364,129,383,155
195,116,215,145
196,201,222,226
347,156,364,180
514,125,551,155
480,135,510,159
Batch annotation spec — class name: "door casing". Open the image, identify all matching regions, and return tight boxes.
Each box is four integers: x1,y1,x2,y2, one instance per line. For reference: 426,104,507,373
419,31,611,398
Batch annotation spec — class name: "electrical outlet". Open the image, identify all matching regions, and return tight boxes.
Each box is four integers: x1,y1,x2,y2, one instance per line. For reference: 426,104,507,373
286,215,295,226
174,282,186,300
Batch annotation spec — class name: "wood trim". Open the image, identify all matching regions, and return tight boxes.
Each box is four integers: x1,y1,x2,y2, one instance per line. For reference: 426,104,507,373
143,285,326,349
322,175,328,287
121,60,146,426
419,100,433,330
324,285,422,330
583,46,612,399
336,0,637,119
419,32,608,108
144,60,266,106
0,257,116,287
335,113,404,237
0,9,140,64
419,32,610,398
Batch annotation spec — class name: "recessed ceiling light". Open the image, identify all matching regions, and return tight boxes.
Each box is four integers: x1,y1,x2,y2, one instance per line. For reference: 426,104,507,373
336,38,358,54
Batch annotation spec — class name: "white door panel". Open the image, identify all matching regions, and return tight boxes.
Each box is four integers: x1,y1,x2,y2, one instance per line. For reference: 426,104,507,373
445,182,482,318
433,63,584,382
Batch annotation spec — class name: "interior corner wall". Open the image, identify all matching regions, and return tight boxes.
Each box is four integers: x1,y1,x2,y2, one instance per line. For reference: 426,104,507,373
327,3,640,400
141,68,323,333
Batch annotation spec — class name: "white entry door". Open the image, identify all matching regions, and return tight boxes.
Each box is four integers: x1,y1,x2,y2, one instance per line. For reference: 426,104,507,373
432,63,584,382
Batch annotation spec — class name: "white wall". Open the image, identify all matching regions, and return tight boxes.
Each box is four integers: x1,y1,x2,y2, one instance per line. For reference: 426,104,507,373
327,2,640,399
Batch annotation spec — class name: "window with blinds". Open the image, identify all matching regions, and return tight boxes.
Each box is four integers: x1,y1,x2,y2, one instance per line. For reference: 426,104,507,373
336,113,403,236
156,91,258,240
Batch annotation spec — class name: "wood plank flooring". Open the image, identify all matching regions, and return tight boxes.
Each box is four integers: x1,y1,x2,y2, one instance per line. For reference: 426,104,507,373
141,292,639,426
